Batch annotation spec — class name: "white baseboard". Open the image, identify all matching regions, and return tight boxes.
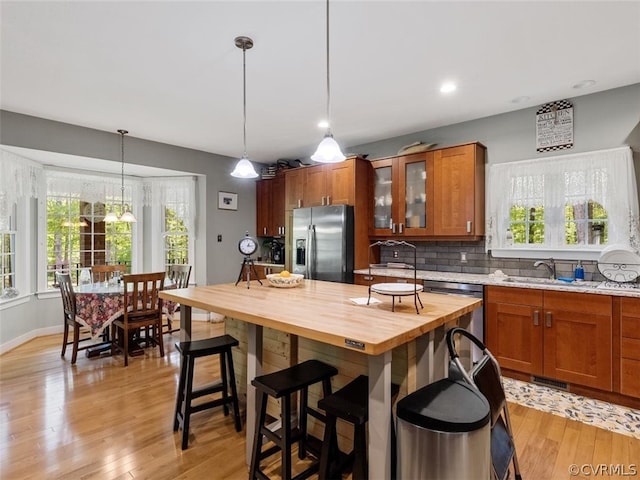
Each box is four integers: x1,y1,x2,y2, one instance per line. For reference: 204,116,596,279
0,313,213,355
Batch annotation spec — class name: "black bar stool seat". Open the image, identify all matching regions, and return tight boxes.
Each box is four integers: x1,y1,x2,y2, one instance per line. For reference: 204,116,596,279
318,375,401,480
174,335,242,450
250,359,338,480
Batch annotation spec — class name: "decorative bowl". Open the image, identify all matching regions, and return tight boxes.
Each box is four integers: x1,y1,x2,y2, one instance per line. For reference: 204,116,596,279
266,273,304,288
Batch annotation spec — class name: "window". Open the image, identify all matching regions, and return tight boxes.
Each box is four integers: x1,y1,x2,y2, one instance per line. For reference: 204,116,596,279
0,213,16,298
488,147,639,259
143,177,196,275
0,150,41,301
44,170,138,288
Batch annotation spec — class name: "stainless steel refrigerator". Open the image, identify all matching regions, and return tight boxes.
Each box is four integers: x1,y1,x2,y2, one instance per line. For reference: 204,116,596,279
292,205,354,283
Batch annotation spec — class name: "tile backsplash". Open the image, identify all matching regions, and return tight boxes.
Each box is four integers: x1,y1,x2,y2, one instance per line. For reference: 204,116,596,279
379,240,607,282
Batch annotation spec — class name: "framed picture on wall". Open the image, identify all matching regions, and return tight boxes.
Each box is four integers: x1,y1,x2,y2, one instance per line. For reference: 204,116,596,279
218,191,238,210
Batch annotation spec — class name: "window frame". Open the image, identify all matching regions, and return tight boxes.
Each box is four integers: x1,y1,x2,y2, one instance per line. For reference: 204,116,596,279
488,146,639,261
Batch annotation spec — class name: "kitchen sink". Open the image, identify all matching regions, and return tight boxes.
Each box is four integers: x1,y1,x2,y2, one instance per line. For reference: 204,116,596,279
501,276,597,288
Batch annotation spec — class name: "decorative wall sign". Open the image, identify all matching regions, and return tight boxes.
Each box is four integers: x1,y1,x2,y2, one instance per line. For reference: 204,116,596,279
536,100,574,152
218,191,238,210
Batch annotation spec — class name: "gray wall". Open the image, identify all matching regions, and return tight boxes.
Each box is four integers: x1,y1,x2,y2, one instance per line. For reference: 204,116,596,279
0,110,257,348
347,83,640,280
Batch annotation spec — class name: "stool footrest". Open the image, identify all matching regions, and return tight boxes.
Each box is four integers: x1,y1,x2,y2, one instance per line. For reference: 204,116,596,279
191,380,224,399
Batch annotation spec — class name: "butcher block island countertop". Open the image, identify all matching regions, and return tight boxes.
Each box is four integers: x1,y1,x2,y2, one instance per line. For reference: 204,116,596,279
160,279,481,355
160,279,481,479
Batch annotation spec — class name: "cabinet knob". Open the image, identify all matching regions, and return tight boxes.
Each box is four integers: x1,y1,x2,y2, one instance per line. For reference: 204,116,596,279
545,311,552,328
533,310,540,326
467,220,472,233
263,227,267,235
297,199,302,208
399,223,404,234
327,195,331,205
392,223,396,234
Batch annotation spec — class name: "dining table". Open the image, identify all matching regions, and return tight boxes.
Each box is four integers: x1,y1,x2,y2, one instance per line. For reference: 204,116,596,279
75,280,178,355
159,279,482,480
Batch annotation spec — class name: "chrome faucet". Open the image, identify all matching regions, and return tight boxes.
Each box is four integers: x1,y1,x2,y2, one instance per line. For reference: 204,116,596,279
534,258,556,280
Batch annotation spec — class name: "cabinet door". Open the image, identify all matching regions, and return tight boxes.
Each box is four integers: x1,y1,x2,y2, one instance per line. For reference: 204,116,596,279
271,175,285,236
304,166,327,207
371,158,395,235
542,291,612,391
433,144,485,236
285,168,305,210
326,160,355,205
485,286,544,375
620,297,640,397
398,152,433,236
256,179,272,236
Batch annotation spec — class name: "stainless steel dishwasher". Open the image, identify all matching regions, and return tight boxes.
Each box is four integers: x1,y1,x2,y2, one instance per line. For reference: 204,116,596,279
423,280,484,363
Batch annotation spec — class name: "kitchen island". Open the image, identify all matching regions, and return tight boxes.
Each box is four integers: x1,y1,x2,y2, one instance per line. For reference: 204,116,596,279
160,279,482,480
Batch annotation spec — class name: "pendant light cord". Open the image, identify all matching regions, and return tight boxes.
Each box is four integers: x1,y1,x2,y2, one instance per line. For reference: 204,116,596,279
242,43,248,158
117,129,128,212
325,0,331,136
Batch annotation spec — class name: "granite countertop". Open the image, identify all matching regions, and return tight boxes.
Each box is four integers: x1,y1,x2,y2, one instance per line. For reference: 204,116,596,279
253,261,285,267
353,268,640,298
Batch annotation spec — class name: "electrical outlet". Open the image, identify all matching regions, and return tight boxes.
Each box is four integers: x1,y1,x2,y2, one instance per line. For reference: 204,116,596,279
460,251,467,263
217,234,222,242
393,250,399,258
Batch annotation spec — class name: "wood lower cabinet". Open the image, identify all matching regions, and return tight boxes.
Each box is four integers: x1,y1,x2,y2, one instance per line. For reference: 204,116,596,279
248,264,284,280
486,286,613,391
620,297,640,397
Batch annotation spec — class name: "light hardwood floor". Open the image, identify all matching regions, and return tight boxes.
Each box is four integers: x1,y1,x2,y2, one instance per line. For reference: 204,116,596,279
1,321,638,479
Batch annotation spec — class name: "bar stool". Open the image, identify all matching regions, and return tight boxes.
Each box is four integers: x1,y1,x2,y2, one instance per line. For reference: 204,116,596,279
249,359,338,480
317,375,401,480
174,335,242,450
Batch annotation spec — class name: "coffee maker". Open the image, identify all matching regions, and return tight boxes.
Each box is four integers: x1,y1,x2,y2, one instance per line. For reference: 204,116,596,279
271,240,284,264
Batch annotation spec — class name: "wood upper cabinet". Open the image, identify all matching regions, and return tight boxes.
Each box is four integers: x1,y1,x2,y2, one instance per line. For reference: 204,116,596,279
371,151,434,237
256,175,285,237
486,286,613,391
619,297,640,397
286,159,358,209
284,168,306,210
433,143,485,237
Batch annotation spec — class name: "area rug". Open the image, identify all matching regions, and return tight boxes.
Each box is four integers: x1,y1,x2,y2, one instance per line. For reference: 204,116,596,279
503,377,640,439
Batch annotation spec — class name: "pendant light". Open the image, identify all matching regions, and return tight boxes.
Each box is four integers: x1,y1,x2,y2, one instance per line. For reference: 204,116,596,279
311,0,345,164
117,129,136,222
230,36,259,179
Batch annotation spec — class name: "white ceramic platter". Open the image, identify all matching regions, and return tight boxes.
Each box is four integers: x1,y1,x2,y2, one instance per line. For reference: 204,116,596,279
597,247,640,282
370,283,424,295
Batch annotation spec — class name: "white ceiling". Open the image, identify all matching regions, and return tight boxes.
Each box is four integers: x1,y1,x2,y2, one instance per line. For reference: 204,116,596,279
2,0,640,172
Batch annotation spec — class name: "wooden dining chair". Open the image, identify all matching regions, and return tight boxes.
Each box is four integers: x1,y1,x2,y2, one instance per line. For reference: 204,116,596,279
57,272,94,364
164,264,192,334
92,264,127,283
111,271,166,367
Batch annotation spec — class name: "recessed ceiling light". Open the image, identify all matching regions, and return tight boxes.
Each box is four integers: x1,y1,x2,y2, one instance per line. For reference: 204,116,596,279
511,95,531,104
440,82,457,94
572,80,596,89
317,120,329,129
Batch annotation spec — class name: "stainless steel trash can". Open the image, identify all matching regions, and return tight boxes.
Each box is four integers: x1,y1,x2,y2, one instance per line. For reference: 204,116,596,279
396,378,491,480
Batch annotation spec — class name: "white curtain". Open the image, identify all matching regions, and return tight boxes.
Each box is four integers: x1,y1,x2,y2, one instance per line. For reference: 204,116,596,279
487,146,639,251
142,177,196,234
45,168,142,207
0,149,43,230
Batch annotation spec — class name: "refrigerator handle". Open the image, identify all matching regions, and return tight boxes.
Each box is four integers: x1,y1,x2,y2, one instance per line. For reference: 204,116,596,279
307,224,315,278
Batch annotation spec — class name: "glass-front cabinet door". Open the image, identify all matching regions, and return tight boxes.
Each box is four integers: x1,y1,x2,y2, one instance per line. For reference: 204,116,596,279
398,152,433,236
371,152,433,236
372,158,394,235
